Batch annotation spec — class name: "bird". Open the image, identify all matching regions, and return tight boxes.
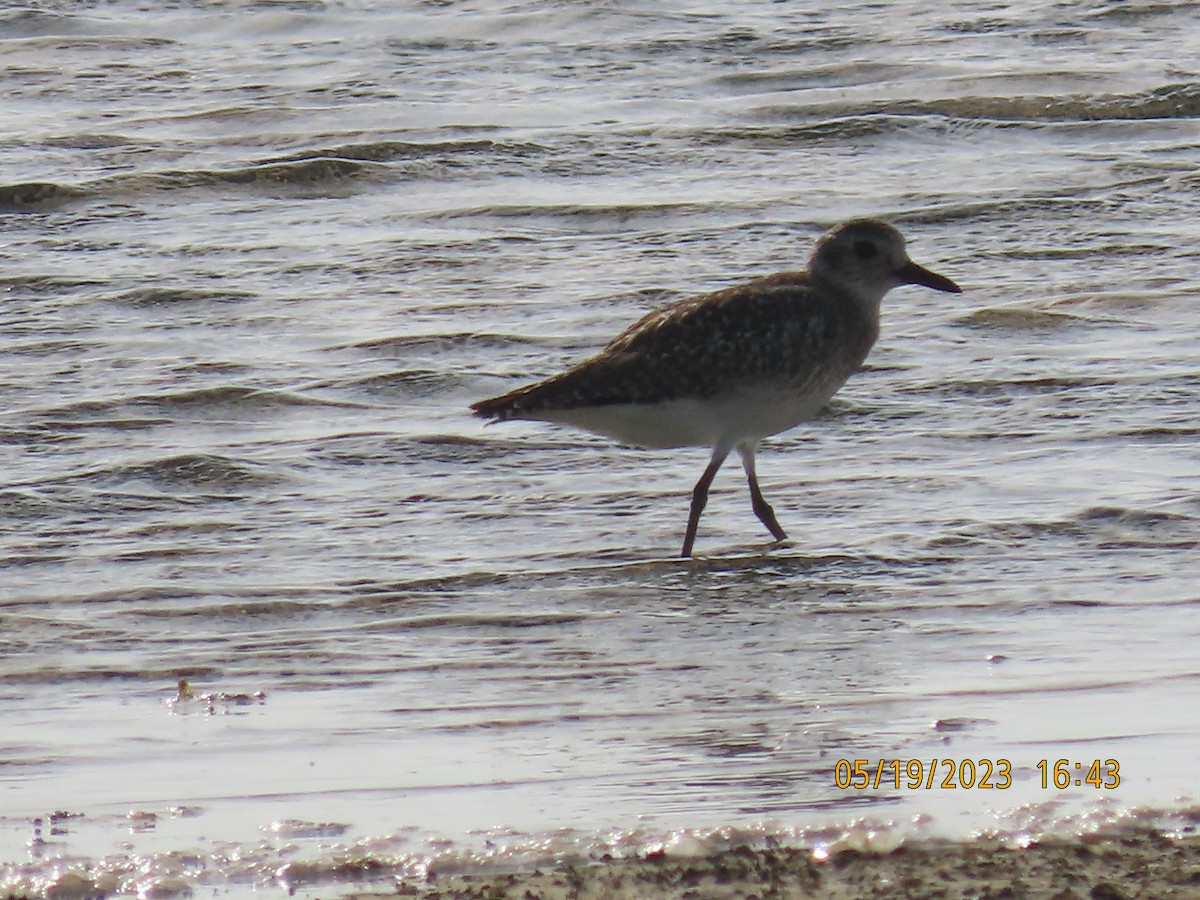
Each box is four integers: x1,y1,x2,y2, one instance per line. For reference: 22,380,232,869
471,219,962,557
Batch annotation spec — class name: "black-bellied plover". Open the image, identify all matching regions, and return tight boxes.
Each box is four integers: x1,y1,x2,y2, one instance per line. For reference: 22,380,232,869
472,219,962,557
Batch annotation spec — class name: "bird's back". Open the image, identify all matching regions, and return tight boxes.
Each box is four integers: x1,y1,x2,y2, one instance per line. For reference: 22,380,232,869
471,271,879,425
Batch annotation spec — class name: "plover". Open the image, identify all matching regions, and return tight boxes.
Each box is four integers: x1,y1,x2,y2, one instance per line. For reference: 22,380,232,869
472,219,962,557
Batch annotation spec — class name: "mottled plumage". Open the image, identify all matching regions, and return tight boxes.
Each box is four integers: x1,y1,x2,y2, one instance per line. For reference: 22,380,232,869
472,219,962,556
473,271,876,416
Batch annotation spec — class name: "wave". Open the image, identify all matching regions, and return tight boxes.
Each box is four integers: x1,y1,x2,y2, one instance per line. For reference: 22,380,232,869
5,452,283,499
0,165,375,211
321,368,467,399
693,116,908,146
0,137,547,211
929,503,1200,551
116,156,390,196
26,387,353,432
906,374,1115,397
892,190,1145,225
0,488,75,519
306,432,507,469
102,286,258,306
0,181,91,210
0,8,80,36
88,452,284,491
421,199,719,222
146,385,344,410
329,331,570,356
0,274,106,294
753,81,1200,124
953,307,1098,329
262,138,545,165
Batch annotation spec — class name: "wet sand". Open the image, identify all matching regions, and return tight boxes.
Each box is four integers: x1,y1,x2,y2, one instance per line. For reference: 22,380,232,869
354,829,1200,900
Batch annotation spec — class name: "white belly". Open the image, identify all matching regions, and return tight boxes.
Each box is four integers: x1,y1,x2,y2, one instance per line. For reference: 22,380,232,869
536,380,842,449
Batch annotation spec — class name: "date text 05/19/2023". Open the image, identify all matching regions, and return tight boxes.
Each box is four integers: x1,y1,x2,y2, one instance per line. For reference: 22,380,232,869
833,758,1121,791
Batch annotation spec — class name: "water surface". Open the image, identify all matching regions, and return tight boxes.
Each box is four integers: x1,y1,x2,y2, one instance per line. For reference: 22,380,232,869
2,1,1199,896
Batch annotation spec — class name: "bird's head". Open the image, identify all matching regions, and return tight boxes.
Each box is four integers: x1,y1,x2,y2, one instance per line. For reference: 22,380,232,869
809,219,962,310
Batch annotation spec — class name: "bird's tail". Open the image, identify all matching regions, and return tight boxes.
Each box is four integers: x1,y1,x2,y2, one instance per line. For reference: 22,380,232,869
470,385,535,421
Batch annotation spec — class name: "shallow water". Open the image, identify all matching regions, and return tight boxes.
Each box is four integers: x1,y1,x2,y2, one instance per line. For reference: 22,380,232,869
2,0,1200,896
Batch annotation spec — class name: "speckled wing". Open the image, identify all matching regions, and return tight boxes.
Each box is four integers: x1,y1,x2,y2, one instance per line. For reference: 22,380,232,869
471,272,878,419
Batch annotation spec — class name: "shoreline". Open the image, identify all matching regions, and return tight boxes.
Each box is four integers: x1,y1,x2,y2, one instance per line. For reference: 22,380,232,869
349,828,1200,900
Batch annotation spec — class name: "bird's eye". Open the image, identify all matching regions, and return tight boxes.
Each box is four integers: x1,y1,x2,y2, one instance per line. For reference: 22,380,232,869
853,240,878,260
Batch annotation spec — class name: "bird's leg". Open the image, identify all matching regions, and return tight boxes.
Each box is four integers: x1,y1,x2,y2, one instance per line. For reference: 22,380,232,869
739,444,787,542
682,446,731,557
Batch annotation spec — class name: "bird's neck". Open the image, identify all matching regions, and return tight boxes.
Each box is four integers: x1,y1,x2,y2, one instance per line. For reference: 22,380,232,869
812,271,886,324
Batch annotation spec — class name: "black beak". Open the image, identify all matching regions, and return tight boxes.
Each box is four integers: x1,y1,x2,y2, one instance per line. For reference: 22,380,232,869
899,260,962,294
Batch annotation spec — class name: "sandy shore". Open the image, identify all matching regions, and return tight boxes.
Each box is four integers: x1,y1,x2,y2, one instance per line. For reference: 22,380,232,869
351,829,1200,900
